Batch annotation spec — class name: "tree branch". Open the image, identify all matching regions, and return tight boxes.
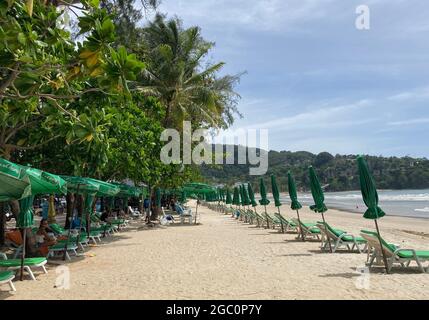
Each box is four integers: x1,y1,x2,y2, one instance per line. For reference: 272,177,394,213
4,135,61,151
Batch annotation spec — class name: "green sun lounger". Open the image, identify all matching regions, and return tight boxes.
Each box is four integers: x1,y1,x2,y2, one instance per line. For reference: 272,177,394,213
360,230,429,273
316,222,367,253
0,270,15,292
274,213,298,233
291,218,320,240
0,253,48,281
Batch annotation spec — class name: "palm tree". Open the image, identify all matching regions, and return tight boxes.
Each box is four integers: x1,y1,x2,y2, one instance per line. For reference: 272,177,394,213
138,14,242,129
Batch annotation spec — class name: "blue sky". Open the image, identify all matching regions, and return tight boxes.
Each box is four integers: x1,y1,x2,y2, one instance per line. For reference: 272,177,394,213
152,0,429,158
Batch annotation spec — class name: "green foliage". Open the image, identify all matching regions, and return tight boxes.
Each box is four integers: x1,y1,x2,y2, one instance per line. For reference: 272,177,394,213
201,147,429,192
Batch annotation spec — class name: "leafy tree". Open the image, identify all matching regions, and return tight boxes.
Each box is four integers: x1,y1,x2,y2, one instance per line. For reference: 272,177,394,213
138,14,242,129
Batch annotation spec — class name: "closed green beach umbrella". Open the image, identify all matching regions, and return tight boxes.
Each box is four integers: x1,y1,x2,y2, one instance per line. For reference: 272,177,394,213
247,183,257,207
17,196,35,229
271,174,281,207
357,155,389,273
242,184,250,206
259,178,270,228
309,166,332,252
226,189,232,205
288,171,305,241
259,178,270,206
232,187,240,206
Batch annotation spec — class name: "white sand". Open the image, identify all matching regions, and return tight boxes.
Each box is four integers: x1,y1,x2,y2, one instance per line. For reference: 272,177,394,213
1,200,429,300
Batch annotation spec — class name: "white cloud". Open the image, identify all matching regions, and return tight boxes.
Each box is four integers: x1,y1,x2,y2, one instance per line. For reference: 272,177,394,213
388,118,429,126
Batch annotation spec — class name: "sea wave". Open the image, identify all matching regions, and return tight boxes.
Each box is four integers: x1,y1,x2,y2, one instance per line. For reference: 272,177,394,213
286,192,429,202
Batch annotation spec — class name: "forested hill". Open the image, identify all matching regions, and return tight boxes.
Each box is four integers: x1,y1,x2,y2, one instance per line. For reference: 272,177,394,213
200,145,429,192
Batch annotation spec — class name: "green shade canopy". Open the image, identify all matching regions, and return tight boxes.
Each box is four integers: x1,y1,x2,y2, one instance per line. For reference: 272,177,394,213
61,176,99,195
225,188,232,204
183,182,216,195
0,157,31,201
20,166,67,196
357,156,386,220
259,178,270,206
309,166,327,213
247,183,257,207
287,171,302,210
85,178,120,197
112,183,142,198
270,174,281,207
16,195,35,228
232,187,240,205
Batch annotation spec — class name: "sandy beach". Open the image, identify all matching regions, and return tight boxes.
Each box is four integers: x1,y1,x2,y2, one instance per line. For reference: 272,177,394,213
1,200,429,300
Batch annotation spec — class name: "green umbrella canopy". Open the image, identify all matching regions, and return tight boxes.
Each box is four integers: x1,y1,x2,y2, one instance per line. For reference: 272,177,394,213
0,157,31,201
309,166,327,213
183,182,215,195
259,178,270,206
225,188,232,204
232,187,240,205
20,166,67,196
112,183,142,198
271,174,281,207
85,178,120,197
287,171,302,210
357,156,386,220
16,195,35,228
247,183,258,207
61,176,99,195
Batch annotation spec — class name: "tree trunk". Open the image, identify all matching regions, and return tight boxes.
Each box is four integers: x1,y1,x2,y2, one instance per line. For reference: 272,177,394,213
77,194,84,219
0,202,5,246
65,192,74,229
100,196,105,212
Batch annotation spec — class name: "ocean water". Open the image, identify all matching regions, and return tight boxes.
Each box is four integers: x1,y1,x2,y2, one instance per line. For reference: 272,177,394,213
278,189,429,219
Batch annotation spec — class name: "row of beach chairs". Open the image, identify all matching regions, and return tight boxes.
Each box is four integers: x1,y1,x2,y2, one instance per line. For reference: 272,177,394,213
208,202,429,274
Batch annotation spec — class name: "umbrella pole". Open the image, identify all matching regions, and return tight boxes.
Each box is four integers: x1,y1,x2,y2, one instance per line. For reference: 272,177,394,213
277,207,284,233
264,205,269,228
253,207,258,227
20,228,26,281
321,212,333,253
374,219,390,274
194,200,198,224
296,210,305,241
64,184,80,261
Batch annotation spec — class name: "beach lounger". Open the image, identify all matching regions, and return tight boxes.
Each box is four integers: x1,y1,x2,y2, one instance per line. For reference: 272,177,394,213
274,213,298,233
252,212,266,227
0,252,47,281
316,222,367,253
291,218,321,240
0,271,15,292
49,224,90,248
175,204,194,224
360,230,429,273
47,242,79,260
260,212,278,229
